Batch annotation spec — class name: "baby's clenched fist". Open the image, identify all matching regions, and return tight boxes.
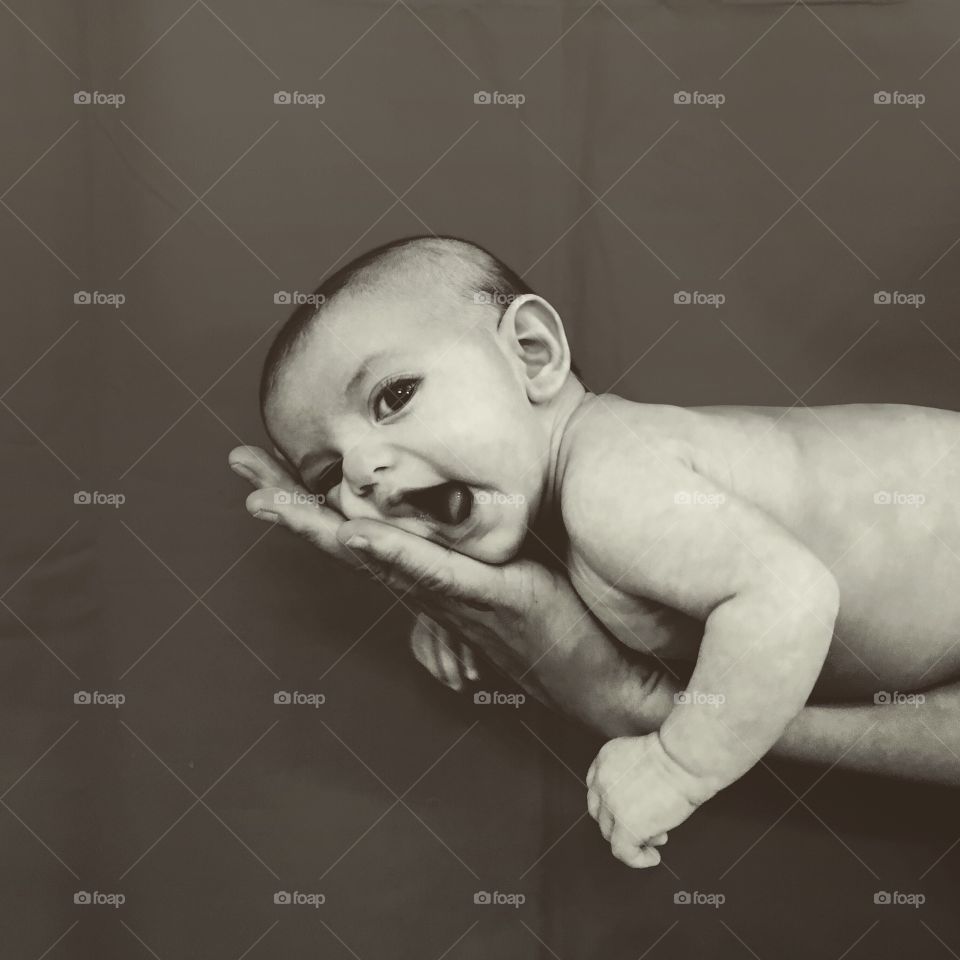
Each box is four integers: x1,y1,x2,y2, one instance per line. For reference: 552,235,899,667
586,733,717,868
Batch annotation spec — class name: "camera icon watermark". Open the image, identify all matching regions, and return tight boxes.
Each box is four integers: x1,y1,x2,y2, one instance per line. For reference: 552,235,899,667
873,91,925,108
270,490,325,507
74,490,126,508
274,890,325,907
872,490,925,507
74,890,125,907
674,290,725,308
473,690,525,708
674,890,725,908
274,90,325,107
873,290,924,308
473,890,525,907
474,491,525,506
873,690,925,707
673,91,725,108
673,490,725,507
273,690,326,707
74,290,125,308
74,90,125,108
473,90,526,108
675,689,725,707
874,890,925,907
473,290,520,306
274,291,325,307
74,690,125,708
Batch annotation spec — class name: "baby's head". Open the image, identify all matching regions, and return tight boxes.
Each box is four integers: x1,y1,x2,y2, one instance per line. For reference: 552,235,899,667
260,236,582,563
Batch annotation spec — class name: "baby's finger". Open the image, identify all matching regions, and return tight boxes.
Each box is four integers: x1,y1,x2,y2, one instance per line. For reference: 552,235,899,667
648,832,669,847
610,827,640,865
587,786,600,821
612,832,661,869
632,846,662,868
599,808,614,841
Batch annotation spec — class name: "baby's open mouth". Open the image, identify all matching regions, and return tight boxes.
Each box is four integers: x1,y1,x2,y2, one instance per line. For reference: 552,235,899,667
405,481,473,526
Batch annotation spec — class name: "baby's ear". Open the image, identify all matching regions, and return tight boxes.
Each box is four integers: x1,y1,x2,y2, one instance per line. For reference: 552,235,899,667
497,295,571,403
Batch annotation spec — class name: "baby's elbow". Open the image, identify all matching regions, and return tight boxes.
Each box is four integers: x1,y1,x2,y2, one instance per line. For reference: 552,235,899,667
817,566,841,621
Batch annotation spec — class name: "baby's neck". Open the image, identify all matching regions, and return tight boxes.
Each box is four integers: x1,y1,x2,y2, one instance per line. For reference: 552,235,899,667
526,377,590,561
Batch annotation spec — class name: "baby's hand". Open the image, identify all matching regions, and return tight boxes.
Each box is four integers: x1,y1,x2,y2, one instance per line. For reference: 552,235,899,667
586,733,718,868
409,614,479,692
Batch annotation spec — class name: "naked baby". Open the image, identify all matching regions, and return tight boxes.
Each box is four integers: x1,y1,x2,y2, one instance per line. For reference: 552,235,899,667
257,235,960,868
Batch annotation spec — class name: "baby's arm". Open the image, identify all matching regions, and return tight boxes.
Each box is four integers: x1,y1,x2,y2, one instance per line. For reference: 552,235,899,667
566,445,839,861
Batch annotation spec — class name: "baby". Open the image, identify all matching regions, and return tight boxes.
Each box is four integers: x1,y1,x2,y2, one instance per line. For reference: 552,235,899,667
259,235,960,868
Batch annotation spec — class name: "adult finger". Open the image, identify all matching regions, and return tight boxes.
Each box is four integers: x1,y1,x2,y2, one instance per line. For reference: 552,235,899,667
420,614,460,690
245,486,361,569
460,644,480,682
410,617,443,680
436,635,463,691
336,518,510,608
228,445,300,491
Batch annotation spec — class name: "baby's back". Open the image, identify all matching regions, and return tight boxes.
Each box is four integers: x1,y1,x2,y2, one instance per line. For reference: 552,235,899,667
566,396,960,699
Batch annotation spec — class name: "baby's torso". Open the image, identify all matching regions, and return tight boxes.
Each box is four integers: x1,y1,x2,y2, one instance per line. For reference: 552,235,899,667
560,396,960,699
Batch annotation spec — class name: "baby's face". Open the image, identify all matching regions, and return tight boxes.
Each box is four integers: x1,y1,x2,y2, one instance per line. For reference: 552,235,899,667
265,291,550,562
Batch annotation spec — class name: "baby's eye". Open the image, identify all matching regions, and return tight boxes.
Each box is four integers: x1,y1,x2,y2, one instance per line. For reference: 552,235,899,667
312,460,342,494
374,377,420,420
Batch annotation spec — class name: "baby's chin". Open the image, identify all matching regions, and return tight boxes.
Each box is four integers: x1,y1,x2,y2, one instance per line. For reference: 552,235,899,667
449,525,525,564
428,509,528,564
340,499,528,565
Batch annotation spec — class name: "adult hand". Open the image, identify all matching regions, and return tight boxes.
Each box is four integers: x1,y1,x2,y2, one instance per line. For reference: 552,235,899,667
227,445,681,734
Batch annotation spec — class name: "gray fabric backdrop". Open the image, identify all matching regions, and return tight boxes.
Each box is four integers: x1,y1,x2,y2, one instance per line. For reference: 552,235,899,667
2,1,960,957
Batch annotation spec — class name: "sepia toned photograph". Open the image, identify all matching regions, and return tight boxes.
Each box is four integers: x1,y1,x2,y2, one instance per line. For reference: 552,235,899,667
2,1,959,957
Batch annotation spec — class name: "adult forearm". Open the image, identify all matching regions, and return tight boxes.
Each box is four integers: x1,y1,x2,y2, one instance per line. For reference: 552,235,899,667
589,658,960,786
771,686,960,786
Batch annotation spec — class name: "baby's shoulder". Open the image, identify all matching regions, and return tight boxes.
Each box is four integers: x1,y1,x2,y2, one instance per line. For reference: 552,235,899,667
560,394,697,485
558,394,699,545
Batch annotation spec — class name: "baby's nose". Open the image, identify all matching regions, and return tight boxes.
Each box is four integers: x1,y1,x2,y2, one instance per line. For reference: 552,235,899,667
342,446,391,495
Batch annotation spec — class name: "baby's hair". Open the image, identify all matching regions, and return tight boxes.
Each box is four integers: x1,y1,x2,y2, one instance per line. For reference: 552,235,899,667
259,234,581,426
